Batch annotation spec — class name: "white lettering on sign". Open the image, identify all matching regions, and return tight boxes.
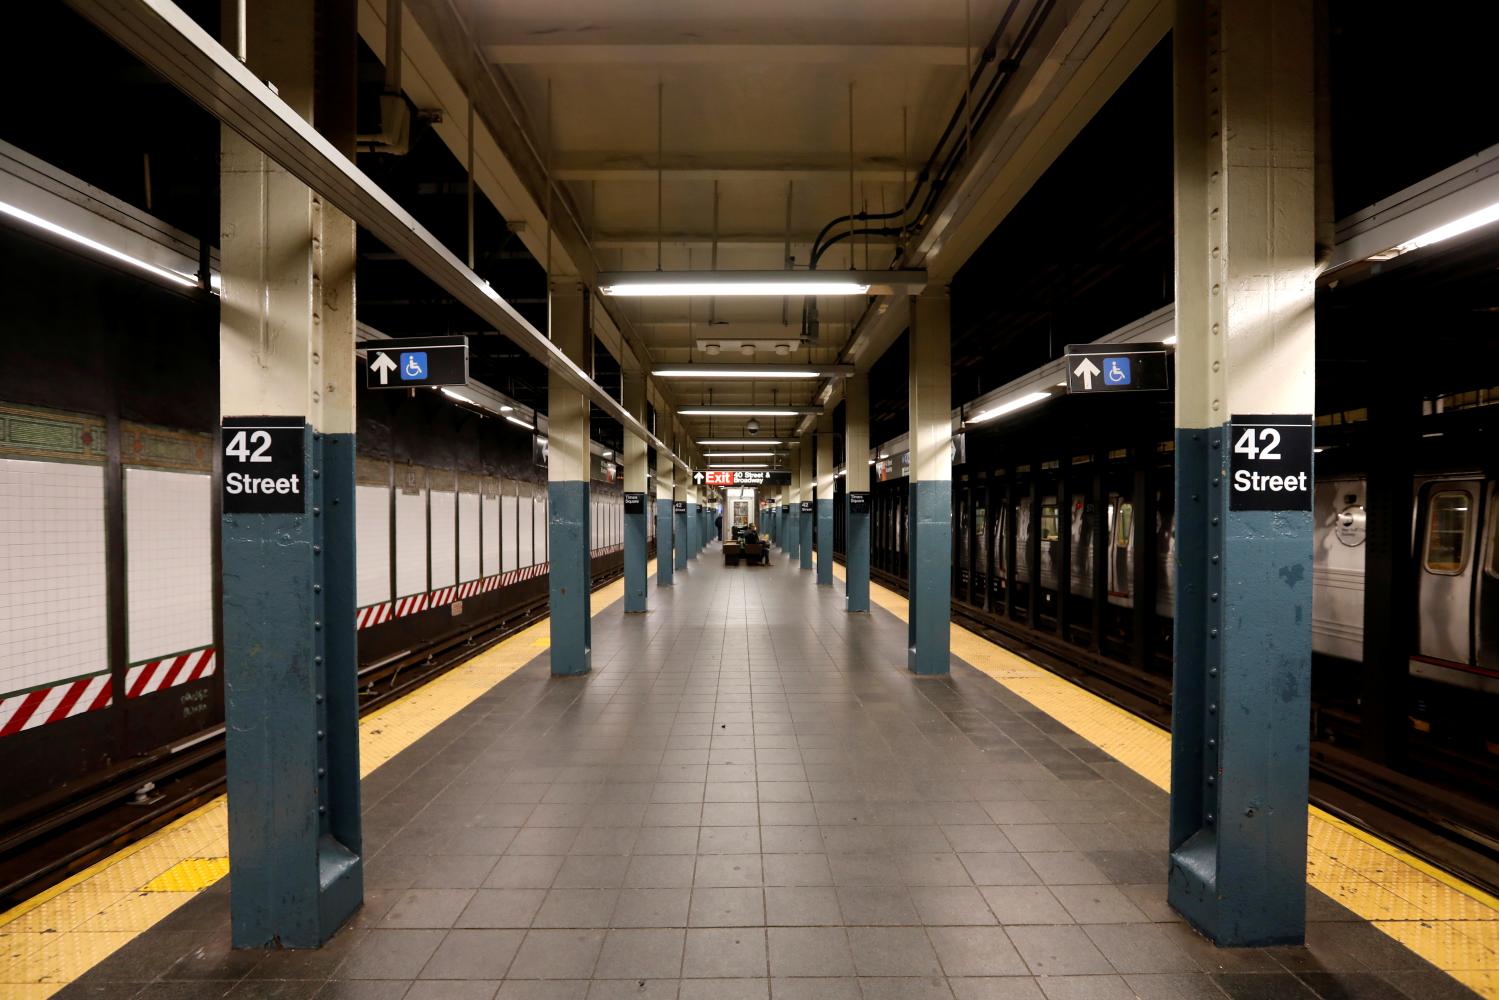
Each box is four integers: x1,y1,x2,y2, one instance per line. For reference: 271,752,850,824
225,430,273,463
224,472,303,495
1232,470,1307,493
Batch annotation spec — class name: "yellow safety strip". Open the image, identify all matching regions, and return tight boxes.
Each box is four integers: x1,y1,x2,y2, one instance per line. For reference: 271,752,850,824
833,563,1499,995
0,568,639,998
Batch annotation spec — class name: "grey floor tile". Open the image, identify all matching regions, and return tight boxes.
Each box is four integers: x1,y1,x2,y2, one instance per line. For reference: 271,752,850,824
612,888,692,927
336,928,446,979
679,980,766,1000
689,887,765,927
768,978,861,1000
379,890,476,929
837,886,919,925
859,977,956,1000
1083,923,1199,974
508,929,606,979
929,926,1028,977
981,886,1074,925
455,888,547,928
949,978,1047,999
695,854,764,887
766,926,855,976
847,926,943,977
1049,886,1149,924
533,889,620,928
1007,925,1114,976
593,928,685,979
418,928,523,980
682,928,768,978
1035,975,1138,999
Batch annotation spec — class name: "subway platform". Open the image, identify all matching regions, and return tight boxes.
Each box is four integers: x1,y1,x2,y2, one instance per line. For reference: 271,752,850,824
20,544,1494,1000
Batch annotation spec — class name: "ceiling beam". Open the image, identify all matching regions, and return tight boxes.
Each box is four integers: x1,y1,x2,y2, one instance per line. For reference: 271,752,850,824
591,231,898,250
483,42,967,66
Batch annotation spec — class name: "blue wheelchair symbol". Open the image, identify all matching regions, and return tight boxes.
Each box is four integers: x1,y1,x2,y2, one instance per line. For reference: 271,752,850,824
399,352,428,381
1103,357,1131,386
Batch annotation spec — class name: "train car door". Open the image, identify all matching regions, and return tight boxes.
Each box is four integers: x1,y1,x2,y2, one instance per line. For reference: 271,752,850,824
1476,482,1498,675
1412,478,1480,682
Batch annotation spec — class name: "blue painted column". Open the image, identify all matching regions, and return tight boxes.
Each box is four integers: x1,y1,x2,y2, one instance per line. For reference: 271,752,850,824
674,497,688,573
845,374,872,612
656,430,675,587
546,282,592,675
218,23,361,947
686,499,699,559
908,290,952,674
815,413,834,586
798,432,814,570
784,495,799,563
1167,0,1315,947
622,373,649,612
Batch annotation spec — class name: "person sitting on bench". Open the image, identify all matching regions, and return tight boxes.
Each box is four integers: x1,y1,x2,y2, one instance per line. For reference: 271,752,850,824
741,524,768,565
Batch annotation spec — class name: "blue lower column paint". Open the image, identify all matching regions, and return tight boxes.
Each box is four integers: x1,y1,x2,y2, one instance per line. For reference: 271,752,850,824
815,498,833,586
687,502,699,559
547,480,593,675
907,479,952,675
657,499,675,586
223,426,362,949
845,500,870,612
1167,425,1312,945
624,499,648,613
674,504,688,572
799,503,813,570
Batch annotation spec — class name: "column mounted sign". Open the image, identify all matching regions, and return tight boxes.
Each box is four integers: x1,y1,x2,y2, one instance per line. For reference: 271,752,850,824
1228,415,1313,511
222,416,305,514
624,492,647,514
800,501,813,513
847,491,870,513
673,500,687,513
364,336,468,389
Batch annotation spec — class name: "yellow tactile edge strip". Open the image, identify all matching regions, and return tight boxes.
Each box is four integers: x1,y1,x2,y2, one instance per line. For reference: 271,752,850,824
0,568,641,999
833,563,1499,996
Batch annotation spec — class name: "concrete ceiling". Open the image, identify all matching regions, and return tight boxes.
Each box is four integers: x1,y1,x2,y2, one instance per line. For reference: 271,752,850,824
474,0,1019,452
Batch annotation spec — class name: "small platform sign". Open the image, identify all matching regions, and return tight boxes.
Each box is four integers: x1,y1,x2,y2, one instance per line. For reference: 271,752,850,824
222,416,305,514
624,492,647,514
800,501,813,513
781,504,790,513
847,491,870,513
674,500,687,513
1064,343,1170,393
365,336,468,389
1228,415,1313,512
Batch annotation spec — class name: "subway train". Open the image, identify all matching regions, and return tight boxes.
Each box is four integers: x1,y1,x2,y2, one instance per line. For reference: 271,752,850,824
855,439,1498,740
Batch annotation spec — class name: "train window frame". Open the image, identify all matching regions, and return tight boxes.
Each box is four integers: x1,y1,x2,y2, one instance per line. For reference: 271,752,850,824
1115,502,1134,549
1488,498,1499,579
1040,504,1060,542
1422,489,1473,576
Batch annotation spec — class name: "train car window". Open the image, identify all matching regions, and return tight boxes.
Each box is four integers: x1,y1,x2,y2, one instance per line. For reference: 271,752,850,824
1041,505,1059,542
1423,490,1473,574
1488,502,1499,578
1116,503,1134,549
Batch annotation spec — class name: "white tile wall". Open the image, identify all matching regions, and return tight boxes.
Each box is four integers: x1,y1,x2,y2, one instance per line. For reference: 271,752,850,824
125,468,213,664
395,488,428,597
517,491,533,568
0,459,109,695
429,491,456,591
355,484,390,607
458,492,480,583
533,495,547,562
482,494,500,577
501,494,518,572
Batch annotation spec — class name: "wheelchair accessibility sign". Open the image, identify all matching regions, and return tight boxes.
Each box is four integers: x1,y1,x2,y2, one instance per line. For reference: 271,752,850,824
1064,343,1169,394
363,336,468,390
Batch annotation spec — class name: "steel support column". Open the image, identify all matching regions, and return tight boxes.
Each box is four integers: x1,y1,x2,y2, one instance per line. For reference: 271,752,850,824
799,431,815,570
218,0,361,949
908,288,953,675
623,370,648,612
656,421,676,587
1168,0,1316,946
547,281,592,676
845,374,872,612
815,413,835,586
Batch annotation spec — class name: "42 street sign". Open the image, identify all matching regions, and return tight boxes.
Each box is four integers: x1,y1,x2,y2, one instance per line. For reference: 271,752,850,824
1064,343,1171,393
365,336,468,390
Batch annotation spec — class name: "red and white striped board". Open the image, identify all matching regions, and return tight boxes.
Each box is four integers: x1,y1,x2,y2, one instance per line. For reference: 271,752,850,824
0,672,113,738
125,647,217,699
356,602,393,629
356,560,579,630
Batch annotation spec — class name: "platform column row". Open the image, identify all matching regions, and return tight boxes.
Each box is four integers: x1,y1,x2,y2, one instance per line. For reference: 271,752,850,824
844,373,871,612
656,419,676,587
798,430,814,570
623,369,648,613
546,280,592,677
907,288,953,675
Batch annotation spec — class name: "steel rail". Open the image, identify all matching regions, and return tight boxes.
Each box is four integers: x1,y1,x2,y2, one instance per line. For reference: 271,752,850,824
62,0,691,473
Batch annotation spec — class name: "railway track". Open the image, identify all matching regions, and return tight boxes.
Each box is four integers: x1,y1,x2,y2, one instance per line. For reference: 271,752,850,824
863,561,1499,899
0,565,624,911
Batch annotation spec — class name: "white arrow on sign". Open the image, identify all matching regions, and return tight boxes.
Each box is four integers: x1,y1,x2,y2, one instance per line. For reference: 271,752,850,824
371,352,398,385
693,471,705,484
1073,357,1101,390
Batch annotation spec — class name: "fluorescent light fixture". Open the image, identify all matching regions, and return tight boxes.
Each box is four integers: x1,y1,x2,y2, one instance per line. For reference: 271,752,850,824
654,369,824,379
498,404,514,412
440,387,473,404
505,415,535,430
836,469,847,477
878,453,889,459
601,450,613,458
709,463,769,469
599,270,926,298
1392,199,1499,255
868,459,876,464
1163,335,1178,345
704,451,778,457
698,439,783,445
967,390,1052,425
0,198,199,289
679,408,804,416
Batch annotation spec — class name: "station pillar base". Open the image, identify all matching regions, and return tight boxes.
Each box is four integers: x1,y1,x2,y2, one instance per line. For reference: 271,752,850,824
547,480,593,676
907,480,951,675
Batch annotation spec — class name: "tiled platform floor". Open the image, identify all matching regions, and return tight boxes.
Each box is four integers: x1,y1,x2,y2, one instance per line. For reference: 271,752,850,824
58,546,1479,999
